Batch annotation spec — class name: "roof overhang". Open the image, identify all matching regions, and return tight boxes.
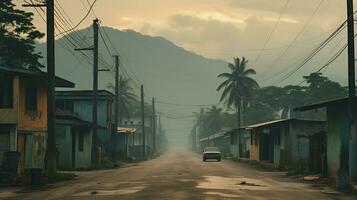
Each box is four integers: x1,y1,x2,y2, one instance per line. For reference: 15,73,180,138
294,97,349,112
0,66,75,88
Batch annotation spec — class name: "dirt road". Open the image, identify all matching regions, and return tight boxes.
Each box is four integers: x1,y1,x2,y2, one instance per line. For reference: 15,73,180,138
0,151,354,200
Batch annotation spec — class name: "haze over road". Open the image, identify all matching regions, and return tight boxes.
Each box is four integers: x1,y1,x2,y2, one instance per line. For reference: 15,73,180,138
1,151,354,200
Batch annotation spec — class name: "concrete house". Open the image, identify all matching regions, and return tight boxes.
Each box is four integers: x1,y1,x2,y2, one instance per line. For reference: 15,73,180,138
56,90,114,163
247,119,326,171
225,128,250,159
115,127,136,160
295,97,357,180
199,129,231,156
121,117,153,158
0,67,74,175
55,110,95,170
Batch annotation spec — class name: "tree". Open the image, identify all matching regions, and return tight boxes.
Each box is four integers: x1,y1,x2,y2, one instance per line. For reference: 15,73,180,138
108,76,138,124
217,57,259,128
193,108,206,138
205,105,223,136
0,0,44,68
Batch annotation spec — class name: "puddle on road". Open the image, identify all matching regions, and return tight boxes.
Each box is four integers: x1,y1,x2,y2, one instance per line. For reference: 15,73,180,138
205,191,241,198
197,176,268,191
72,186,146,197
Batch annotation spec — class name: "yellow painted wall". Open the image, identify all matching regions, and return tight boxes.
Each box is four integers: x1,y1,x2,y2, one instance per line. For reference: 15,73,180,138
17,77,47,131
250,130,260,161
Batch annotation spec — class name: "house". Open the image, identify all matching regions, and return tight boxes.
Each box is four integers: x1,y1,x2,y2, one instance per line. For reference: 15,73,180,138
224,128,250,159
246,119,326,171
121,117,153,158
295,97,357,180
115,127,136,159
55,90,114,163
199,129,231,156
55,110,95,170
0,67,74,175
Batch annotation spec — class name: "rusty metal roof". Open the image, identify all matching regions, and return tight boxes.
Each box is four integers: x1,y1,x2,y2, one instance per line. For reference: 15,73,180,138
117,127,136,134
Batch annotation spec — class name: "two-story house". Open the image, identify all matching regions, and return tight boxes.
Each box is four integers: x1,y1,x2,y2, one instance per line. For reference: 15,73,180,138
55,90,114,165
0,67,74,175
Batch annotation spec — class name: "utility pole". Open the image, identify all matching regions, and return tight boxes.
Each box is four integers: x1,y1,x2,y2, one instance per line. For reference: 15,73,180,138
113,55,120,159
75,19,100,167
92,19,99,165
23,0,57,176
345,0,357,185
46,0,56,177
337,0,355,188
152,97,156,155
92,19,99,166
141,85,146,158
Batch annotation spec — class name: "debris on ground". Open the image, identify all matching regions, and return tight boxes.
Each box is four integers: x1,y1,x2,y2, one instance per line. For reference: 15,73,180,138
303,175,320,181
320,190,340,195
238,181,263,187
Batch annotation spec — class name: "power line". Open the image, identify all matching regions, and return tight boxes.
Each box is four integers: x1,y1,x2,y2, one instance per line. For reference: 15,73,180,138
265,0,326,73
271,20,347,84
155,100,215,107
55,0,98,36
252,0,290,65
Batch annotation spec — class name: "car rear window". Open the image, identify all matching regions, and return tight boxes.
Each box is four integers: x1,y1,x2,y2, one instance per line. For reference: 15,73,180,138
204,147,219,151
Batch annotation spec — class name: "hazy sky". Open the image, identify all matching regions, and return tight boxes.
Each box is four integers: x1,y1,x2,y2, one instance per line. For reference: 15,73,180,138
21,0,353,86
18,0,356,147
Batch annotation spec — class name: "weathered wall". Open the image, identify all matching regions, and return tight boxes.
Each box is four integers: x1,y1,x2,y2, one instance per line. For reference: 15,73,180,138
18,78,47,131
56,125,73,170
75,129,92,169
250,130,259,161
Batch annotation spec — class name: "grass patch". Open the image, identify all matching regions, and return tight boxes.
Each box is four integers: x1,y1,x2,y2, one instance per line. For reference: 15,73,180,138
286,168,307,176
47,173,76,184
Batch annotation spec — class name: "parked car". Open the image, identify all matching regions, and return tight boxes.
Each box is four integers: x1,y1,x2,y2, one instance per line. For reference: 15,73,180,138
202,147,221,162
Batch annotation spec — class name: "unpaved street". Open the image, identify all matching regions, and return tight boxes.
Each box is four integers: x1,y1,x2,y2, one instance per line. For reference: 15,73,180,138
0,151,354,200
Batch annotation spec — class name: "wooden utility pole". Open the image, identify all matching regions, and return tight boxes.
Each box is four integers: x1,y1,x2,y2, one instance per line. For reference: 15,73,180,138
141,85,146,158
92,19,99,166
23,0,56,178
92,19,99,165
152,97,156,155
75,19,100,167
346,0,357,184
113,55,120,159
337,0,355,188
46,0,56,177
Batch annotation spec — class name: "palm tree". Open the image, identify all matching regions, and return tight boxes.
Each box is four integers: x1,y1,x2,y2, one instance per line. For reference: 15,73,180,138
193,108,206,138
108,76,138,124
217,57,259,128
205,105,223,135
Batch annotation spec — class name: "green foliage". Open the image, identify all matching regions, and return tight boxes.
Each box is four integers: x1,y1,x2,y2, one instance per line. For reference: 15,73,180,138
0,0,44,68
217,57,259,108
107,76,139,123
217,57,259,129
194,69,347,139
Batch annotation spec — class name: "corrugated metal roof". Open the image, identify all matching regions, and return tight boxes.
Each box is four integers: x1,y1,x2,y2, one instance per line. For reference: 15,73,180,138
294,97,349,111
245,119,290,129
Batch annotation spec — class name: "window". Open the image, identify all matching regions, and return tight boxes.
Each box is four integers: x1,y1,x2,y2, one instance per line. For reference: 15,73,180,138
25,86,37,111
0,77,13,108
78,132,84,152
56,100,74,111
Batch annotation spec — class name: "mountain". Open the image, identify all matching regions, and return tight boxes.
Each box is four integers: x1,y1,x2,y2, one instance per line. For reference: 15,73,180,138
36,27,228,147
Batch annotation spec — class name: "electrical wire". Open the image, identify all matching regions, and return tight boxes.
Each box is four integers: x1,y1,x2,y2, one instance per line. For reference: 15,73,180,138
252,0,290,65
55,0,98,36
